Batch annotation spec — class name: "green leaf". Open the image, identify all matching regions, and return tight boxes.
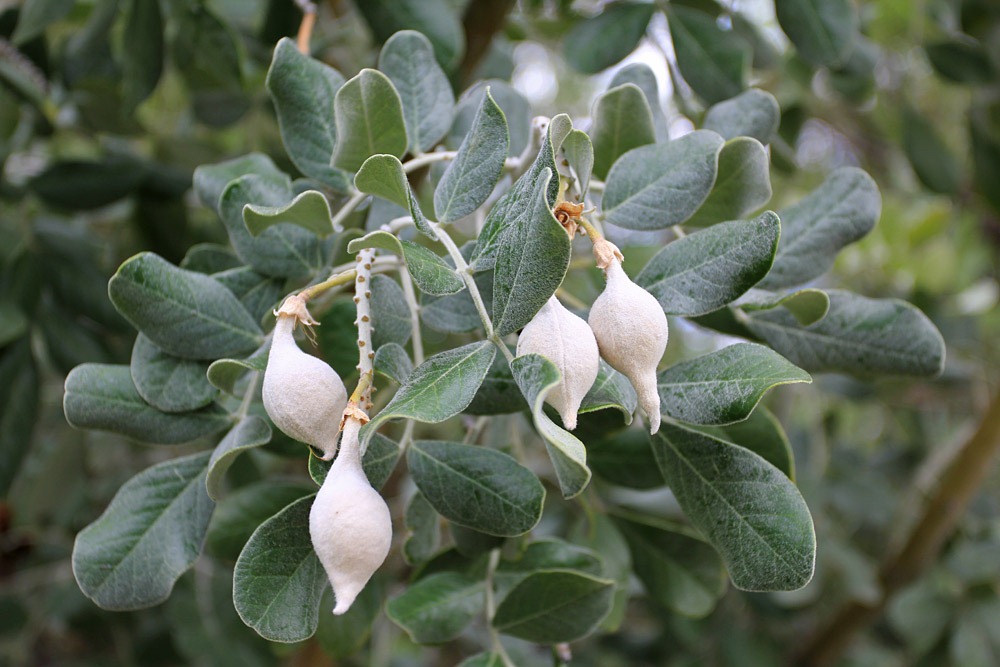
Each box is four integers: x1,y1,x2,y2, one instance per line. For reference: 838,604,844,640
354,0,464,69
745,290,946,377
421,271,494,334
206,416,273,501
498,539,604,581
434,90,509,223
609,63,669,142
121,0,164,111
587,429,662,489
130,334,218,413
206,481,312,560
714,407,795,481
408,440,545,537
925,39,996,84
652,423,816,591
308,433,401,490
0,341,39,496
563,3,655,74
667,5,749,104
370,275,413,349
403,492,440,564
0,300,28,347
379,30,455,153
591,84,656,180
181,243,242,273
759,167,880,289
511,354,591,499
348,231,464,296
492,168,572,336
492,570,615,643
614,515,726,618
12,0,75,44
29,159,146,211
684,138,772,227
333,69,408,172
386,572,484,644
213,267,285,323
902,104,963,195
458,654,504,667
636,212,780,316
579,360,637,423
361,342,496,450
451,80,530,157
207,353,267,395
657,343,811,426
602,130,725,230
949,596,1000,667
374,342,414,385
194,153,285,216
64,364,231,444
265,38,350,190
734,287,830,327
703,89,781,144
233,494,327,642
471,114,565,268
109,252,263,360
354,154,434,239
774,0,858,67
72,451,214,610
464,349,527,415
244,190,336,238
315,580,382,659
219,174,324,279
560,129,595,197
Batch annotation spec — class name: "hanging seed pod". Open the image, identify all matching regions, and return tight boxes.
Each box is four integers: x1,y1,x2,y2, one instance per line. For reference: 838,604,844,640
310,417,392,615
263,294,348,459
588,240,668,434
516,295,600,430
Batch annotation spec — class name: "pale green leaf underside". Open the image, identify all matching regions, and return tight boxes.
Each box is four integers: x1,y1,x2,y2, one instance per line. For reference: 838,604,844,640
684,137,772,228
354,154,435,239
244,190,336,238
333,68,408,172
703,88,781,144
348,230,464,296
591,83,655,181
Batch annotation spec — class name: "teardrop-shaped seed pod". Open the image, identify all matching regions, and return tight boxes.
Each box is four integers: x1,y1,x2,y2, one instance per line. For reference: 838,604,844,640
310,418,392,615
516,295,600,430
263,295,348,459
589,255,668,434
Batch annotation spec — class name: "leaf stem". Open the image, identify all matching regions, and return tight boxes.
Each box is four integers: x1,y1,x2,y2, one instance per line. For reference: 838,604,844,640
485,548,517,667
397,261,424,365
330,189,368,232
402,151,521,174
298,268,357,301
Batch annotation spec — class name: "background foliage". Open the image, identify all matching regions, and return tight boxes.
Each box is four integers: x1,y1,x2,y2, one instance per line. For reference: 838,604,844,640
1,0,998,666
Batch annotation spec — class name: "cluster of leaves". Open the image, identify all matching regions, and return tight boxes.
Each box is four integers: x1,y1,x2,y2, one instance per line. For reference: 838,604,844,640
52,4,950,663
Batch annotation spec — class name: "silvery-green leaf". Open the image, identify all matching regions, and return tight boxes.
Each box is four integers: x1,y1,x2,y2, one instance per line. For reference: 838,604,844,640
206,416,273,501
703,89,781,144
348,231,464,296
713,406,795,481
657,343,811,425
591,83,656,180
684,138,772,227
371,274,412,349
361,342,496,450
374,342,413,385
775,0,858,67
354,154,434,239
667,5,749,104
65,364,231,444
579,360,637,423
609,63,668,142
308,434,400,490
333,69,408,172
244,190,336,238
206,482,313,561
421,271,494,334
759,167,880,290
434,90,508,224
511,354,591,499
603,131,724,230
386,572,484,644
109,252,263,360
207,353,267,395
464,349,526,415
636,212,780,316
130,334,218,413
72,451,214,610
745,290,945,377
212,267,285,323
265,38,350,190
652,423,816,591
450,80,529,157
378,30,455,153
408,440,545,536
734,287,830,327
563,3,655,74
403,492,440,565
193,153,284,216
560,129,594,197
233,495,326,642
354,0,464,69
492,168,572,336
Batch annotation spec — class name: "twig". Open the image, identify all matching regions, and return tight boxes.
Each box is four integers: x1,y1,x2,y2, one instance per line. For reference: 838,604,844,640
354,249,376,410
294,0,317,54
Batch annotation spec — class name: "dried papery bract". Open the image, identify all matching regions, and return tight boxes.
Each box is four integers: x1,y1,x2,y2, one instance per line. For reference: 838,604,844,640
516,295,600,430
310,417,392,615
263,294,348,459
588,240,668,434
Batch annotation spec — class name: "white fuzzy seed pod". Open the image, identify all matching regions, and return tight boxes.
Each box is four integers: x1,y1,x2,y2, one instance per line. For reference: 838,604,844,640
516,295,600,430
588,254,668,434
310,418,392,615
263,295,348,459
